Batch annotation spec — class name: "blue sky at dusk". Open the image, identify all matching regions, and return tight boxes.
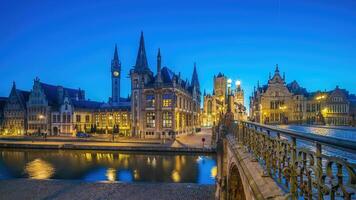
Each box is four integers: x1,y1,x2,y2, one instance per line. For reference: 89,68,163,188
0,0,355,107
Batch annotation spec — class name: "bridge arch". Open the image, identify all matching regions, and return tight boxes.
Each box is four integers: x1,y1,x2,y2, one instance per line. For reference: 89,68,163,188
227,163,246,200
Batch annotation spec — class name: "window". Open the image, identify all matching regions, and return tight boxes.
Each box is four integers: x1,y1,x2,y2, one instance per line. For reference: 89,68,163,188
207,101,212,114
163,112,172,128
146,94,155,108
162,93,173,107
146,112,155,128
122,113,128,126
76,115,81,123
85,115,90,123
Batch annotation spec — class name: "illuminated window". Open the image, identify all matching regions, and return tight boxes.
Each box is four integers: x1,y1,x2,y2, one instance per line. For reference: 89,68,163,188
163,93,173,107
122,113,128,126
85,115,90,123
163,112,172,128
146,112,155,128
146,94,155,108
76,115,81,123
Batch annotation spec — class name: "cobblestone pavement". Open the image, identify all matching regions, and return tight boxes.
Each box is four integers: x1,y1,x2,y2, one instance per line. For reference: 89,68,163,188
0,179,215,200
172,128,212,148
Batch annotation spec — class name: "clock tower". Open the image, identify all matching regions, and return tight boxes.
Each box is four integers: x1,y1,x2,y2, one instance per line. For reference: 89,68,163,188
111,44,121,104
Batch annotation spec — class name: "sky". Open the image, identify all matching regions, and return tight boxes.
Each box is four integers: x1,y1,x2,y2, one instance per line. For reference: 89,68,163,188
0,0,355,108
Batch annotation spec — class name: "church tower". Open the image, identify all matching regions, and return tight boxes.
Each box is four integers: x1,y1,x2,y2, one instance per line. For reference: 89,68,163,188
111,44,121,104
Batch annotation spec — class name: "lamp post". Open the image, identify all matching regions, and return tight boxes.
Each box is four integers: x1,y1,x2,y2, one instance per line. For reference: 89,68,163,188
38,114,46,140
109,115,114,142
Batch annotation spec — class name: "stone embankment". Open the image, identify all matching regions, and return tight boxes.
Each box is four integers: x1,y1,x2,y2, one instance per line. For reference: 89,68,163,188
0,179,215,200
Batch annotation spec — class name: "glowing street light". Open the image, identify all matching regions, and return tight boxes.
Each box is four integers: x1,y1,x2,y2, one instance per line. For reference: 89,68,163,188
235,80,241,86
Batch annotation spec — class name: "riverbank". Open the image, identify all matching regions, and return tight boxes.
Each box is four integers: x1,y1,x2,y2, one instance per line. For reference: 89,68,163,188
0,179,215,200
0,128,215,153
0,140,215,153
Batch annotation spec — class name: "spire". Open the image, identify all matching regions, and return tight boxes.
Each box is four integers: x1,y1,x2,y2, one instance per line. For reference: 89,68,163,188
111,44,121,69
156,48,162,83
204,89,206,96
283,72,285,80
135,31,149,70
275,64,279,73
191,62,200,89
12,81,16,89
114,44,119,60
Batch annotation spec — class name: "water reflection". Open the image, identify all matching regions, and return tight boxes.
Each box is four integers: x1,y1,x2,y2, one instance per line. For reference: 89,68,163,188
278,125,356,142
25,159,55,179
0,149,217,184
106,168,116,182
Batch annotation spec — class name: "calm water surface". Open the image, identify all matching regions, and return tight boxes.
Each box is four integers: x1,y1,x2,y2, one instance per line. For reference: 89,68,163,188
0,149,217,184
276,125,356,163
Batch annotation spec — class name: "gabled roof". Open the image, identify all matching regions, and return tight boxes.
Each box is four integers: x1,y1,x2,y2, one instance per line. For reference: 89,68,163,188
72,100,103,110
39,82,84,106
287,80,308,96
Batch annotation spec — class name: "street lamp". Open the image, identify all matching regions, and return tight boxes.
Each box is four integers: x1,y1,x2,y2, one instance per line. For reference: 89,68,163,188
38,114,46,140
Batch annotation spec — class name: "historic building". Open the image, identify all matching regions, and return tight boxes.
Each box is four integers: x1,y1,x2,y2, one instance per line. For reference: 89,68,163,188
26,78,87,135
202,73,246,127
93,44,132,136
1,32,202,136
130,32,201,138
250,65,355,126
0,97,8,133
2,82,30,135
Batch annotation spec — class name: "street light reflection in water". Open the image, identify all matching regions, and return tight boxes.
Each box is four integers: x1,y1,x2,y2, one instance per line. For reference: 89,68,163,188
0,149,217,184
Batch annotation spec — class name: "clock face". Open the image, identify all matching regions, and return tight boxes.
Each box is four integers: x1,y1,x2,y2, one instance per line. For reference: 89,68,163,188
113,71,119,77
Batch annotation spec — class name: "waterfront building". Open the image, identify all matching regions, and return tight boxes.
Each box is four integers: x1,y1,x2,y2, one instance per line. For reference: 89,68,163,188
250,65,355,126
1,33,202,137
130,32,201,138
2,82,30,135
0,97,8,133
93,44,132,136
202,73,246,127
26,78,86,135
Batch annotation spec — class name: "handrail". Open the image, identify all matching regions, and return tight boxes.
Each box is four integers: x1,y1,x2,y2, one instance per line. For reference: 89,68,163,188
222,120,356,200
241,120,356,152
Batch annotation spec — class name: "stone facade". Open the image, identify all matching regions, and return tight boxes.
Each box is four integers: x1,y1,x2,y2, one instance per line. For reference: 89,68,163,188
2,82,30,135
0,97,8,133
1,33,202,137
202,73,246,127
250,65,355,126
130,33,201,139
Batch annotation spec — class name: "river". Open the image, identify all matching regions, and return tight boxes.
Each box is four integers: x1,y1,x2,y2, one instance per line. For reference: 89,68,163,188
0,149,217,184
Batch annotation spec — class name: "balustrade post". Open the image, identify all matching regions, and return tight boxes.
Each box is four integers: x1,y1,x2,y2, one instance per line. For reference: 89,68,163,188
290,137,298,200
315,142,323,200
265,130,271,177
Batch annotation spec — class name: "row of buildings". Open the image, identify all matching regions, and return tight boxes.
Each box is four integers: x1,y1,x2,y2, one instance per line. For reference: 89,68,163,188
201,73,246,127
249,65,356,126
0,33,201,138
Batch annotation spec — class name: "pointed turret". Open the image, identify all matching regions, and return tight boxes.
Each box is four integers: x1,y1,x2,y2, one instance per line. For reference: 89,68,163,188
114,44,119,60
191,62,200,90
111,44,121,68
275,64,279,73
156,48,162,83
135,32,149,71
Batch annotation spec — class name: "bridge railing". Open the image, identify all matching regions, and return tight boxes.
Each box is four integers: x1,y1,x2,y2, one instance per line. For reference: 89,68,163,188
229,120,356,200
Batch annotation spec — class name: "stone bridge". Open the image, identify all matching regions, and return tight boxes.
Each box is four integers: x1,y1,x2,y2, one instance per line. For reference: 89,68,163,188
213,117,356,200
